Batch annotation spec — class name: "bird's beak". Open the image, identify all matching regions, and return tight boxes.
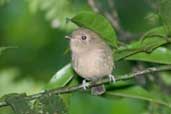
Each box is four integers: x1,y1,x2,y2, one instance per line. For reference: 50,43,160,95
65,35,72,40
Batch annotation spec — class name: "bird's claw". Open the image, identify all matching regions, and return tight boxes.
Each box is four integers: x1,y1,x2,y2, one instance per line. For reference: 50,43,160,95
82,80,89,90
108,74,116,83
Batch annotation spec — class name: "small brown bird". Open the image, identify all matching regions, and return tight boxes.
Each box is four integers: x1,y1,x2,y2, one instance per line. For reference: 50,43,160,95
65,28,115,95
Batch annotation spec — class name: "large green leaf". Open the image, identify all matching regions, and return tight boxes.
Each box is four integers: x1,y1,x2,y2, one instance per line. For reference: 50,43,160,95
70,92,146,114
114,27,170,62
46,64,74,89
114,37,168,61
141,26,166,38
71,11,118,47
126,47,171,64
159,0,171,35
107,86,171,108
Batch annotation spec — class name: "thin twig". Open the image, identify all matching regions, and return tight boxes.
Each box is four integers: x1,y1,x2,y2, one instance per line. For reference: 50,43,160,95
0,65,171,108
107,0,121,31
87,0,99,13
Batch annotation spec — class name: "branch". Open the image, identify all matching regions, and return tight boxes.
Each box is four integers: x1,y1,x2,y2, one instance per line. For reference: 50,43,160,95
0,65,171,108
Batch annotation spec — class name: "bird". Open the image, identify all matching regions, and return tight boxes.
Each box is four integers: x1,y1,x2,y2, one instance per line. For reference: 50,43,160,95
65,27,115,95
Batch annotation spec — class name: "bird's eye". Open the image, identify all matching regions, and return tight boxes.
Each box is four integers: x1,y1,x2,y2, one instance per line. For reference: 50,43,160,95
81,35,87,40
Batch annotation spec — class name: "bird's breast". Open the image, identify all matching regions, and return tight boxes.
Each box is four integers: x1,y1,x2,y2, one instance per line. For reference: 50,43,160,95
72,49,113,80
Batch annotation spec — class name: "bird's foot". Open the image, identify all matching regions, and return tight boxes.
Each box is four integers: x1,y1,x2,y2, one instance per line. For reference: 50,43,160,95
108,74,116,83
82,80,90,90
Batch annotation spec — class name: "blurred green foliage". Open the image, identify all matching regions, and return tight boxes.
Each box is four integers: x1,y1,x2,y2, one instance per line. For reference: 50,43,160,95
0,0,171,114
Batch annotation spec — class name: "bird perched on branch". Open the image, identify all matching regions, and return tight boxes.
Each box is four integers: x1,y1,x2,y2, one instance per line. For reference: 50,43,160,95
65,28,115,95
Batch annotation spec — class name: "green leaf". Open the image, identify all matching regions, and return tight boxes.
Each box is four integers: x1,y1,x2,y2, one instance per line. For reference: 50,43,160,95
141,26,166,39
159,0,171,35
114,27,169,61
107,86,171,108
108,86,152,99
71,11,118,47
126,47,171,64
46,64,74,89
70,92,146,114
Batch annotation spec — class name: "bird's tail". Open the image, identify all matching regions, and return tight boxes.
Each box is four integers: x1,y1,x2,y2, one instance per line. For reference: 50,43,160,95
91,84,106,95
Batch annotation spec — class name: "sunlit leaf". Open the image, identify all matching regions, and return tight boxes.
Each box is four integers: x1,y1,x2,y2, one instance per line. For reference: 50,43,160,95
107,86,171,108
71,11,118,47
46,64,74,89
141,26,166,39
70,92,146,114
114,27,169,61
126,47,171,64
108,86,151,98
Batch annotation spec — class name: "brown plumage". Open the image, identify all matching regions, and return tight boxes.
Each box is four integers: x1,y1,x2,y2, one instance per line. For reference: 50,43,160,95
66,28,114,95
